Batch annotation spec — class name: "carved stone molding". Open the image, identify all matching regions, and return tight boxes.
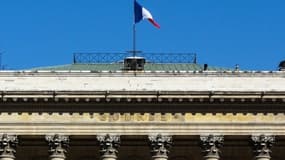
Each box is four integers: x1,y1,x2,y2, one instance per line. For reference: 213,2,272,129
45,134,69,160
200,135,224,160
97,134,120,160
148,134,173,160
0,134,18,160
251,135,275,160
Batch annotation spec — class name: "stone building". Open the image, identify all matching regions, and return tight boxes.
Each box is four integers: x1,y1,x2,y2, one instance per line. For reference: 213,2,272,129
0,56,284,160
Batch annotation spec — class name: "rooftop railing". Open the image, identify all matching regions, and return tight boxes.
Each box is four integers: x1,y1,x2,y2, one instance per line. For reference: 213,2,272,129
73,52,197,64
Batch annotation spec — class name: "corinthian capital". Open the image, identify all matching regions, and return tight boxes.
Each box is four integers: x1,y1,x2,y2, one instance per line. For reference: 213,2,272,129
148,134,173,159
97,134,120,159
0,134,18,159
45,134,69,160
200,135,224,160
251,135,275,159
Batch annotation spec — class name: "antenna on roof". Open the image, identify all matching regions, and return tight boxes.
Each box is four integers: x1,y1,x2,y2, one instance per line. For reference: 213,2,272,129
0,51,4,70
0,52,2,69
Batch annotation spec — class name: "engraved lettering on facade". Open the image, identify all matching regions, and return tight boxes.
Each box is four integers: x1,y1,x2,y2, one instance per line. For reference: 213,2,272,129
99,114,108,121
110,113,120,122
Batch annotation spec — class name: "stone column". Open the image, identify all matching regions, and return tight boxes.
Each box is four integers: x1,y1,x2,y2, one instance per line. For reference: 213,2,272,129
0,134,18,160
251,135,275,160
97,134,120,160
45,134,69,160
148,134,173,160
200,135,224,160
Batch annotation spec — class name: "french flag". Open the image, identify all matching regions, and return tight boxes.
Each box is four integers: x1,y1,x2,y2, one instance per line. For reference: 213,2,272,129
134,0,160,29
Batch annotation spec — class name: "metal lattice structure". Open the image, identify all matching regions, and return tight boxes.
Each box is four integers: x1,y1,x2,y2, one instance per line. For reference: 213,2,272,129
73,52,197,64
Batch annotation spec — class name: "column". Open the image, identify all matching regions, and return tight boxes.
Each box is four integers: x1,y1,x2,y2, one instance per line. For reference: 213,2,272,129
251,135,275,160
0,134,18,160
45,134,70,160
97,134,120,160
200,135,224,160
148,134,173,160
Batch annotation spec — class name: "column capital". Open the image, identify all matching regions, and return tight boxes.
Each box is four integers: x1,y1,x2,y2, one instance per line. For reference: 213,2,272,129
148,134,173,160
45,134,69,160
200,135,224,160
0,134,18,160
251,135,275,160
97,134,120,160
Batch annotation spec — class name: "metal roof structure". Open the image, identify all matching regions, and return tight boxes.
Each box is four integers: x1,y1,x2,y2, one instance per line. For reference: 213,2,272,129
28,53,232,71
31,63,231,71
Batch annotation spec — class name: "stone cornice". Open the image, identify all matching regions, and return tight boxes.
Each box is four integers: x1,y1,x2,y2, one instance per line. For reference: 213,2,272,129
0,91,285,103
0,71,284,103
0,71,285,94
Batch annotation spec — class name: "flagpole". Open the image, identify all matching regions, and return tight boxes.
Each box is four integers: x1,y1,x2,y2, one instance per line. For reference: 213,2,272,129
133,22,136,57
133,0,136,57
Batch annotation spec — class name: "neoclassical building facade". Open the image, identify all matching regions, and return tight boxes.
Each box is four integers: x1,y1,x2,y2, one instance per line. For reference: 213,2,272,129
0,70,284,160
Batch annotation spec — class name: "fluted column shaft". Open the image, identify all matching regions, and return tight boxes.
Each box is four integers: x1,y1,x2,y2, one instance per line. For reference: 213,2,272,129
46,134,69,160
149,134,173,160
97,134,120,160
251,135,275,160
0,134,18,160
200,135,224,160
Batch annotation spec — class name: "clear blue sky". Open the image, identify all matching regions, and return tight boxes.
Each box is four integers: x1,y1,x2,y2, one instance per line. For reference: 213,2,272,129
0,0,284,70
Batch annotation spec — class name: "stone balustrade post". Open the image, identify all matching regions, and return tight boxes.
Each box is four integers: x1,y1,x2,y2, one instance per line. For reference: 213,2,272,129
45,134,69,160
148,134,173,160
0,134,18,160
251,135,275,160
200,135,224,160
97,134,120,160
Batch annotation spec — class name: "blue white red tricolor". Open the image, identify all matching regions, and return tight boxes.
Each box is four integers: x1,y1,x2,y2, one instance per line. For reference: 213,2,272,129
134,0,160,29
